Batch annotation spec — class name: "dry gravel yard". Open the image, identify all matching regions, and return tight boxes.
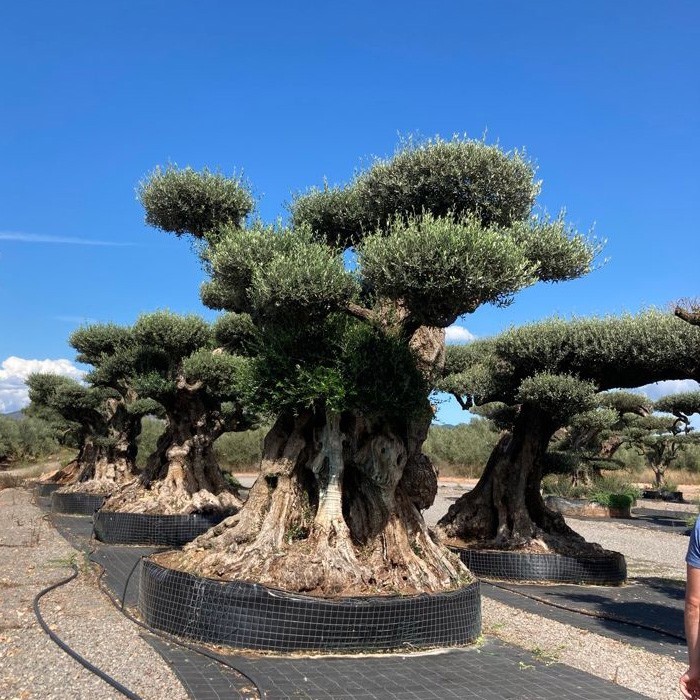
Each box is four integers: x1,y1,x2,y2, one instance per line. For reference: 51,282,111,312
0,487,186,700
0,480,692,700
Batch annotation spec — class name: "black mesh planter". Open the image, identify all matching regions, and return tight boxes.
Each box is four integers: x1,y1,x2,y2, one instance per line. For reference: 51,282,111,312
51,491,106,516
139,558,482,652
94,511,226,546
35,482,62,498
451,547,626,585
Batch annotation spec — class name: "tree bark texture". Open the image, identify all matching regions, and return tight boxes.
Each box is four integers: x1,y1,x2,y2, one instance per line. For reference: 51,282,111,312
436,404,600,556
60,400,141,495
103,387,241,515
156,403,468,597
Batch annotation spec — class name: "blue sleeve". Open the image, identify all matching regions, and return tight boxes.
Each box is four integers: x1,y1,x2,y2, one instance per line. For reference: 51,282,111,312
687,518,700,568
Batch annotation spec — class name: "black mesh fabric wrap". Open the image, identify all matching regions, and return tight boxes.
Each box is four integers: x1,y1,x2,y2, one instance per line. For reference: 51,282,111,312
451,547,626,585
94,511,226,546
35,483,62,497
51,491,106,516
139,559,482,652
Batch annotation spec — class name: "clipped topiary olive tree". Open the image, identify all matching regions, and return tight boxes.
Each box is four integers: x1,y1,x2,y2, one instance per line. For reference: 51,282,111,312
25,373,114,488
138,138,596,596
545,391,653,486
97,310,257,515
621,391,700,490
438,312,700,554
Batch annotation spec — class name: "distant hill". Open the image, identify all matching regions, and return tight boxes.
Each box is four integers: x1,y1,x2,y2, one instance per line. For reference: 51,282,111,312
1,411,24,421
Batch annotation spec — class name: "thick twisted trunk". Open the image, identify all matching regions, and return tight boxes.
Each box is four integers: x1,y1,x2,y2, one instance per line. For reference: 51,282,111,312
60,401,141,496
158,403,467,596
153,321,467,595
103,389,241,515
52,435,101,487
436,405,593,555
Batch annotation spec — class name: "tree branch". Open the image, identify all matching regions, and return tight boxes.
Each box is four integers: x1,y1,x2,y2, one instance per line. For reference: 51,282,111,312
675,306,700,326
451,393,473,411
345,302,377,324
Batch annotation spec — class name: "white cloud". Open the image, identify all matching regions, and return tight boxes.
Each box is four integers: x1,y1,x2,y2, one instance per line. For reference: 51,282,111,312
0,231,132,246
635,379,700,402
445,325,477,345
0,357,84,413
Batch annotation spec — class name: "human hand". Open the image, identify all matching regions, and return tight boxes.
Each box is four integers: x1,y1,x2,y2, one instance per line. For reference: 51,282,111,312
680,669,700,699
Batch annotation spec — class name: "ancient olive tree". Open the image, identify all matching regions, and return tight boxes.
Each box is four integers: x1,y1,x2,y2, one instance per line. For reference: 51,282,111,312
138,138,596,596
56,322,158,494
621,392,700,490
25,373,114,489
100,310,256,515
438,312,700,554
546,391,652,485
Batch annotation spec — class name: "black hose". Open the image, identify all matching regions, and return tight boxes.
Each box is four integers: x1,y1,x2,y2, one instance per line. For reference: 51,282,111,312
33,562,144,700
484,580,686,642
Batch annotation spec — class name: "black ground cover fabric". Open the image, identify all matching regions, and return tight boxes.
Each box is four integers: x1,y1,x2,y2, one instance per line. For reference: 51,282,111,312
51,491,105,515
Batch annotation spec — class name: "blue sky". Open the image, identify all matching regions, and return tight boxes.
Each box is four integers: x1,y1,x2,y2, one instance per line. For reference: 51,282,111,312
1,1,698,419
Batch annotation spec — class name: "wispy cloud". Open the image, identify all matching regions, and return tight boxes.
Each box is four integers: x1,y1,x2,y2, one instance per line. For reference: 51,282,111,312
0,231,133,246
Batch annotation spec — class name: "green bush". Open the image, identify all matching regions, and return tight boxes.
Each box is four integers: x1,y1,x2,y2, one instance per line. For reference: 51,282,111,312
214,426,269,473
589,492,634,509
423,418,500,477
0,415,59,464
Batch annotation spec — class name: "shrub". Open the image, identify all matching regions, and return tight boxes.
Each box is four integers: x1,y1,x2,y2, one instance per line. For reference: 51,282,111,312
423,418,500,477
214,426,269,472
0,415,59,464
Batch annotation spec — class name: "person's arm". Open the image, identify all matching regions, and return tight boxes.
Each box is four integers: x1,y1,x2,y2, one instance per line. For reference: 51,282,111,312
681,565,700,699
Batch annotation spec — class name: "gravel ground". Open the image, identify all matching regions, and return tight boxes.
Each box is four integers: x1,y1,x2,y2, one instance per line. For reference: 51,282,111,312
567,516,688,580
0,487,187,700
0,479,692,700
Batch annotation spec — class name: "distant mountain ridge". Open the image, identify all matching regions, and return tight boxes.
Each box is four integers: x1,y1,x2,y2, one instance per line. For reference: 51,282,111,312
1,411,24,421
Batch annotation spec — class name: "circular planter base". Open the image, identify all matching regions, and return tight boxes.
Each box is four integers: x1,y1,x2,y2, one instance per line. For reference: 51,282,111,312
451,547,626,585
94,511,226,546
138,559,482,652
51,491,105,516
35,482,62,498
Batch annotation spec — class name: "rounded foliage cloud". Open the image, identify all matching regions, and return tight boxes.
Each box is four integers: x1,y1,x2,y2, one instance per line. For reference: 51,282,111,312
0,356,84,413
445,325,476,345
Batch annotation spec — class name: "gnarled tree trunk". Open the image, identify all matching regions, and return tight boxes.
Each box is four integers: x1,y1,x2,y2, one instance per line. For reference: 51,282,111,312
158,407,467,596
436,404,594,556
155,326,470,597
60,400,141,496
103,386,241,515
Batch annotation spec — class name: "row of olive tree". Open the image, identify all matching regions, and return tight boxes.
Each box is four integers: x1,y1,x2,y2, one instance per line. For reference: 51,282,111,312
135,137,599,596
28,138,700,598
